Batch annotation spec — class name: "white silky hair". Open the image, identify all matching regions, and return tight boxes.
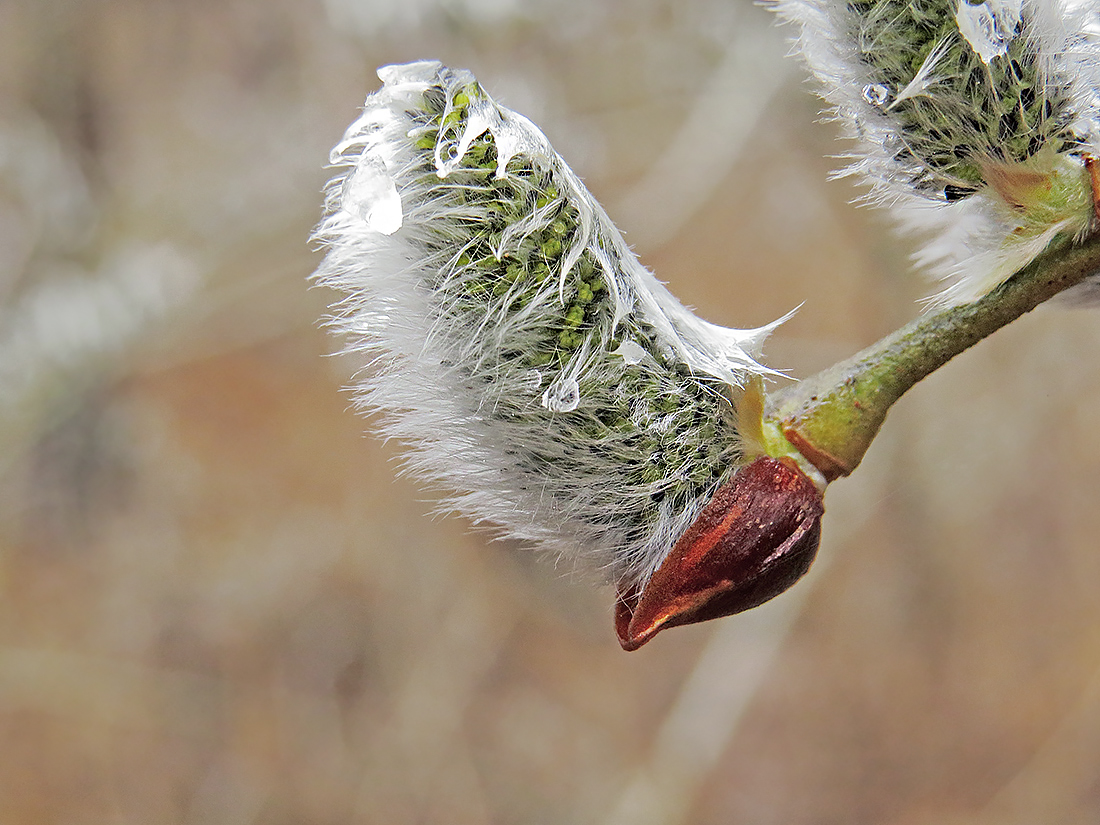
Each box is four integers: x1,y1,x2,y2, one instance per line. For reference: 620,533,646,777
312,62,783,588
770,0,1100,305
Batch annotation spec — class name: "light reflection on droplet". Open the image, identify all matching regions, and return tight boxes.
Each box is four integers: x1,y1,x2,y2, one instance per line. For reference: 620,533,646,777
862,83,890,107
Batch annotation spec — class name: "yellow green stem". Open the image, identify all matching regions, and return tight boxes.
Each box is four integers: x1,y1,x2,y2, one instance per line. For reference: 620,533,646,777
763,231,1100,481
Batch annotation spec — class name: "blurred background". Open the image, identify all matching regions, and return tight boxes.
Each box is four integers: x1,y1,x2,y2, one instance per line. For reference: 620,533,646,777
2,0,1100,822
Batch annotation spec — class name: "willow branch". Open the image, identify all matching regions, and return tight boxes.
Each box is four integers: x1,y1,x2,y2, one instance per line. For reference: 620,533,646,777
763,231,1100,481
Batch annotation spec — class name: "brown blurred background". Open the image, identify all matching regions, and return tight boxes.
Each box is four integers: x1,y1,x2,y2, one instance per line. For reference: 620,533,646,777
2,1,1099,823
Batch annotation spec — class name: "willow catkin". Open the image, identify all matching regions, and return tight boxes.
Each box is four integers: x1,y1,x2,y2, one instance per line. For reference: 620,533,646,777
312,61,785,593
771,0,1100,304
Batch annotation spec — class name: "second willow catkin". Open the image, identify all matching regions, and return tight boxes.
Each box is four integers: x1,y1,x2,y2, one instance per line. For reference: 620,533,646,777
771,0,1100,304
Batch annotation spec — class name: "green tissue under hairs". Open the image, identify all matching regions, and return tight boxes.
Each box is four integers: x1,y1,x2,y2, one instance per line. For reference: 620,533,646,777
849,0,1078,195
407,78,743,548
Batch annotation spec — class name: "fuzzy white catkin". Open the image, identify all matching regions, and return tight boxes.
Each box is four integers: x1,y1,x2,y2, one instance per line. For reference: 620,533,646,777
312,62,783,589
770,0,1100,304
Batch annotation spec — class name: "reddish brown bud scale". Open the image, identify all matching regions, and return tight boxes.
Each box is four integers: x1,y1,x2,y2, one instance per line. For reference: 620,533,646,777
615,456,824,651
1087,155,1100,223
782,428,850,481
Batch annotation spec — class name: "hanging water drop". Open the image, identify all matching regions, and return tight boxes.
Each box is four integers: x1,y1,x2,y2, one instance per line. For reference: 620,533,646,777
523,369,543,391
613,339,648,365
542,375,580,412
955,0,1023,64
862,83,890,107
342,154,402,235
435,110,491,178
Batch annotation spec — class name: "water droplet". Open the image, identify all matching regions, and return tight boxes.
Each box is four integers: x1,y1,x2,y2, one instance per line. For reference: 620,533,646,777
881,133,903,153
612,339,648,365
342,154,402,235
523,369,543,391
861,83,890,107
434,111,491,178
541,375,580,413
955,0,1022,64
377,60,442,87
440,142,460,162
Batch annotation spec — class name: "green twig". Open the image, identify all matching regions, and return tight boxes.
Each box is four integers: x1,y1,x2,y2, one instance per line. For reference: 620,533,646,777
763,231,1100,481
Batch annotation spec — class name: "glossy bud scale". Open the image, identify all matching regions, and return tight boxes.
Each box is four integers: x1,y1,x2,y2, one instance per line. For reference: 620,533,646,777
616,456,824,651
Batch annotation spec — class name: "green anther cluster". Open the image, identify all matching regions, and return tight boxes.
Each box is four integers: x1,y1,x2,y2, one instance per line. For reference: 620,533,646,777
408,76,742,548
850,0,1077,195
